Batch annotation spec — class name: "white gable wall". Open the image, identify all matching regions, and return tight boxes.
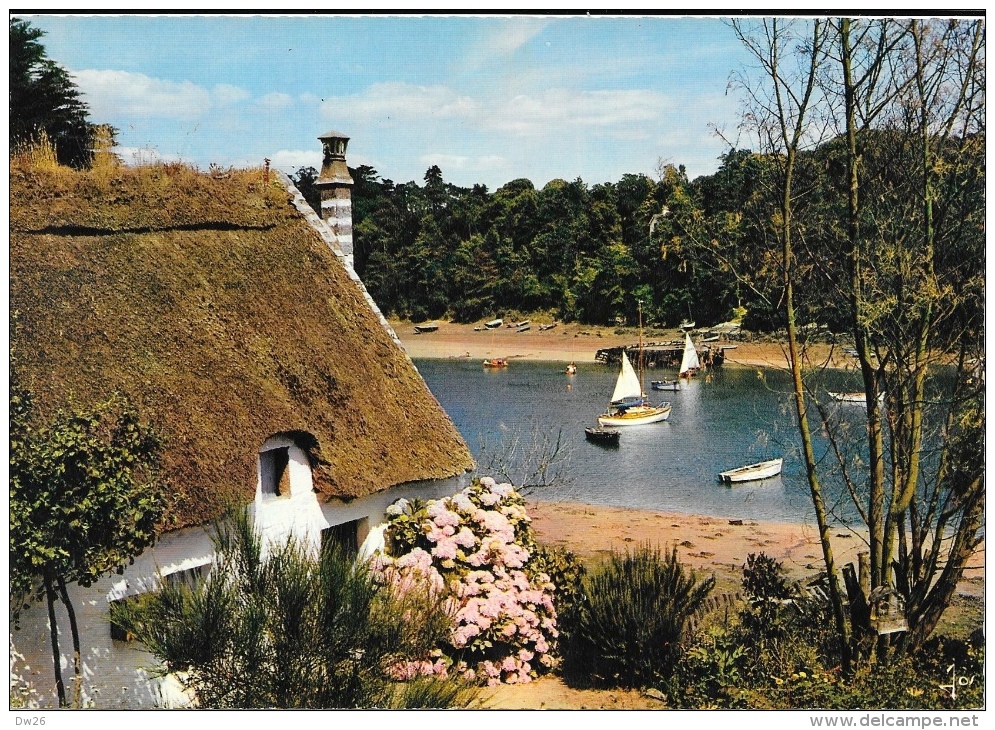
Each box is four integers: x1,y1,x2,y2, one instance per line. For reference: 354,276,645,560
9,467,467,709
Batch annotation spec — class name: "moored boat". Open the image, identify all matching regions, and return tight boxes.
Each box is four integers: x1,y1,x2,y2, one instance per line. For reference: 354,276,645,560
679,331,701,378
829,391,885,404
585,427,620,446
719,458,783,483
483,357,508,368
651,379,680,391
565,363,577,375
597,303,671,427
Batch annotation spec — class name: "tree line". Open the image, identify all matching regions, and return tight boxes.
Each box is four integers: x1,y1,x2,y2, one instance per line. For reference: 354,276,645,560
295,133,981,335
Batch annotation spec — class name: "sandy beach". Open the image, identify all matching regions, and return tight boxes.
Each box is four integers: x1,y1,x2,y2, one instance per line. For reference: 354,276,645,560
391,318,852,370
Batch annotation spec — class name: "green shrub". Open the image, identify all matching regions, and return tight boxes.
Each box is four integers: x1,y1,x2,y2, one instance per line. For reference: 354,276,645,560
113,510,476,708
561,544,714,689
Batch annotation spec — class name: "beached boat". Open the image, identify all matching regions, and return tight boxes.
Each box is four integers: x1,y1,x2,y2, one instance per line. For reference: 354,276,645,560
483,357,508,368
539,322,558,331
679,331,701,378
598,303,671,427
719,458,783,483
413,322,439,334
585,427,620,446
829,391,885,404
516,324,531,333
484,318,503,329
679,319,696,331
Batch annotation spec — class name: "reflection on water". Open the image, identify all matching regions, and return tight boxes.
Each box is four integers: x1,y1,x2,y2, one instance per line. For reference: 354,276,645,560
416,358,880,524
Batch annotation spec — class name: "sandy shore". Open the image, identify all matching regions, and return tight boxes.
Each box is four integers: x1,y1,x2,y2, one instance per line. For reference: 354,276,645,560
391,318,851,370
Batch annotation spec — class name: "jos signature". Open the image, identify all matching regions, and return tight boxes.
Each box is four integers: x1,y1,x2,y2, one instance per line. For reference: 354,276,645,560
938,663,977,700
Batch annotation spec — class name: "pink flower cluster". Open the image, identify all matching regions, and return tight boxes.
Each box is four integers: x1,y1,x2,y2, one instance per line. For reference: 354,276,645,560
377,477,559,686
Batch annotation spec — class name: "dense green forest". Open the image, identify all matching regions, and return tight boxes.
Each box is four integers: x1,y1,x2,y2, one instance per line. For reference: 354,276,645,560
294,132,982,332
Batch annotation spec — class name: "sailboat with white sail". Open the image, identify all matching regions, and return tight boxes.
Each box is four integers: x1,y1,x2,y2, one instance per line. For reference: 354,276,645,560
679,331,701,378
597,303,671,427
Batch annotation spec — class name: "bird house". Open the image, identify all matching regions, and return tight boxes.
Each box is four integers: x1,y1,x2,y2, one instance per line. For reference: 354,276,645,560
868,586,908,635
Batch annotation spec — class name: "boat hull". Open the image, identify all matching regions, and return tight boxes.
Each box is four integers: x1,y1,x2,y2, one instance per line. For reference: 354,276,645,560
598,404,671,427
651,380,680,391
585,427,620,446
719,458,783,483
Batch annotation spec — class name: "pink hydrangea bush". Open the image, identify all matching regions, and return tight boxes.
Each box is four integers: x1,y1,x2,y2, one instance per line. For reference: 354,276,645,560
376,478,559,686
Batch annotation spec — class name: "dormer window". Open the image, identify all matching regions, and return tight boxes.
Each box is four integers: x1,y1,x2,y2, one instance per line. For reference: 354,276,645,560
260,446,291,498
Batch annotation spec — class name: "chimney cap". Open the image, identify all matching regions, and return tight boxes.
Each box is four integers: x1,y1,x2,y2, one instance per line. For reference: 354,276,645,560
318,130,350,141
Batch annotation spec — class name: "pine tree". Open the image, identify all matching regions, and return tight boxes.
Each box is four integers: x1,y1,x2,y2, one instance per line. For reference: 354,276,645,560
10,17,104,168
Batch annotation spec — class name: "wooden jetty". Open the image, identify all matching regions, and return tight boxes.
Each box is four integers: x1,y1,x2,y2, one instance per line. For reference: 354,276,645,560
595,340,728,369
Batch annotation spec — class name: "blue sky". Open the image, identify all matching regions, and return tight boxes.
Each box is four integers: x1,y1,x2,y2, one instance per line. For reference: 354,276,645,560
25,13,758,189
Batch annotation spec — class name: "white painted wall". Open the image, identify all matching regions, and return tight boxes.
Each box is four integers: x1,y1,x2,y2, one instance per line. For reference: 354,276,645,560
9,461,467,709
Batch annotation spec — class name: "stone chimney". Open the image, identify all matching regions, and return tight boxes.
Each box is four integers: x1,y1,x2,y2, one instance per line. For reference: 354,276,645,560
315,130,354,268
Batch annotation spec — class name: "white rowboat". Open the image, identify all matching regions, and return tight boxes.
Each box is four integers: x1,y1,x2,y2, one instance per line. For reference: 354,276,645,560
719,458,783,483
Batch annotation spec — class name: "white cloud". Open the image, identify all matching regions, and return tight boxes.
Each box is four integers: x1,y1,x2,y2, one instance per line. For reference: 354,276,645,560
489,89,669,136
265,149,321,173
321,81,668,142
320,82,476,124
113,145,185,166
258,92,294,110
478,18,551,57
213,83,250,105
72,69,212,121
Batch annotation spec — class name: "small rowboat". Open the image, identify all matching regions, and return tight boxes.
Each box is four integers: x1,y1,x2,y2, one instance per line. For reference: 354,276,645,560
719,458,783,484
413,322,439,334
829,391,885,404
483,357,508,368
651,379,680,391
585,427,619,446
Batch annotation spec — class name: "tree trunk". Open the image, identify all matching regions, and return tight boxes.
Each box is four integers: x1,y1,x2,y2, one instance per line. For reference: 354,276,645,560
43,569,67,707
56,575,84,708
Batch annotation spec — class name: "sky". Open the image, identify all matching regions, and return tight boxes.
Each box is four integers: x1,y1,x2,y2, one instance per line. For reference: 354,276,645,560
24,13,763,190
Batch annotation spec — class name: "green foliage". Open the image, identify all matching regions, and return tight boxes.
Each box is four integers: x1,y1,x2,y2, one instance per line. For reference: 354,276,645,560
561,544,715,689
670,557,983,710
9,17,108,168
529,543,586,644
112,510,474,708
9,384,166,613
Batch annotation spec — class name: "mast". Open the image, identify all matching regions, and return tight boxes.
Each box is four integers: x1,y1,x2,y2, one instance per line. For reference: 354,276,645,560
637,300,645,398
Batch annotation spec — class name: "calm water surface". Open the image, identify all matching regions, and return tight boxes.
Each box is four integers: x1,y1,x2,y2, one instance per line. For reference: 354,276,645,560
416,359,873,524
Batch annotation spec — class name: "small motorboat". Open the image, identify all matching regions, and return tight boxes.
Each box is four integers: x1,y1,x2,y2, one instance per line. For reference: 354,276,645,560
565,363,577,375
585,427,619,446
651,379,680,391
719,458,783,484
483,357,508,368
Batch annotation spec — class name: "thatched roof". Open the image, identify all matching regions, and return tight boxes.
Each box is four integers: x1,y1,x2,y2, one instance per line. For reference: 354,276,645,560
10,162,474,531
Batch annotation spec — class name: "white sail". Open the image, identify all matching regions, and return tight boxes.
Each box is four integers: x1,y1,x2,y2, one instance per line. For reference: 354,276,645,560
679,332,700,376
610,352,643,403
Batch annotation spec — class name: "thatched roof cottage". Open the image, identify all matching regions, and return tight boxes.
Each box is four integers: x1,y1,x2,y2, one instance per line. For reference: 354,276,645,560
9,137,474,708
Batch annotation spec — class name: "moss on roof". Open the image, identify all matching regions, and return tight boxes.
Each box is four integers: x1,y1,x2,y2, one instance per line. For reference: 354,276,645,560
10,161,474,531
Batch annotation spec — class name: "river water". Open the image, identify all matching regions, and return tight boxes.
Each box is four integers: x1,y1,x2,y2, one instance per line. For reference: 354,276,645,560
415,358,880,525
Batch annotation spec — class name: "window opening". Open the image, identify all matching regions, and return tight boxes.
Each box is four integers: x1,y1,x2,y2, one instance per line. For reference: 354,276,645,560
260,446,291,497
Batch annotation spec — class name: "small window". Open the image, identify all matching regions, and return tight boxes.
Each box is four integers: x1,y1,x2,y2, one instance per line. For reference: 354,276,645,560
260,447,291,497
164,564,209,591
321,518,368,559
